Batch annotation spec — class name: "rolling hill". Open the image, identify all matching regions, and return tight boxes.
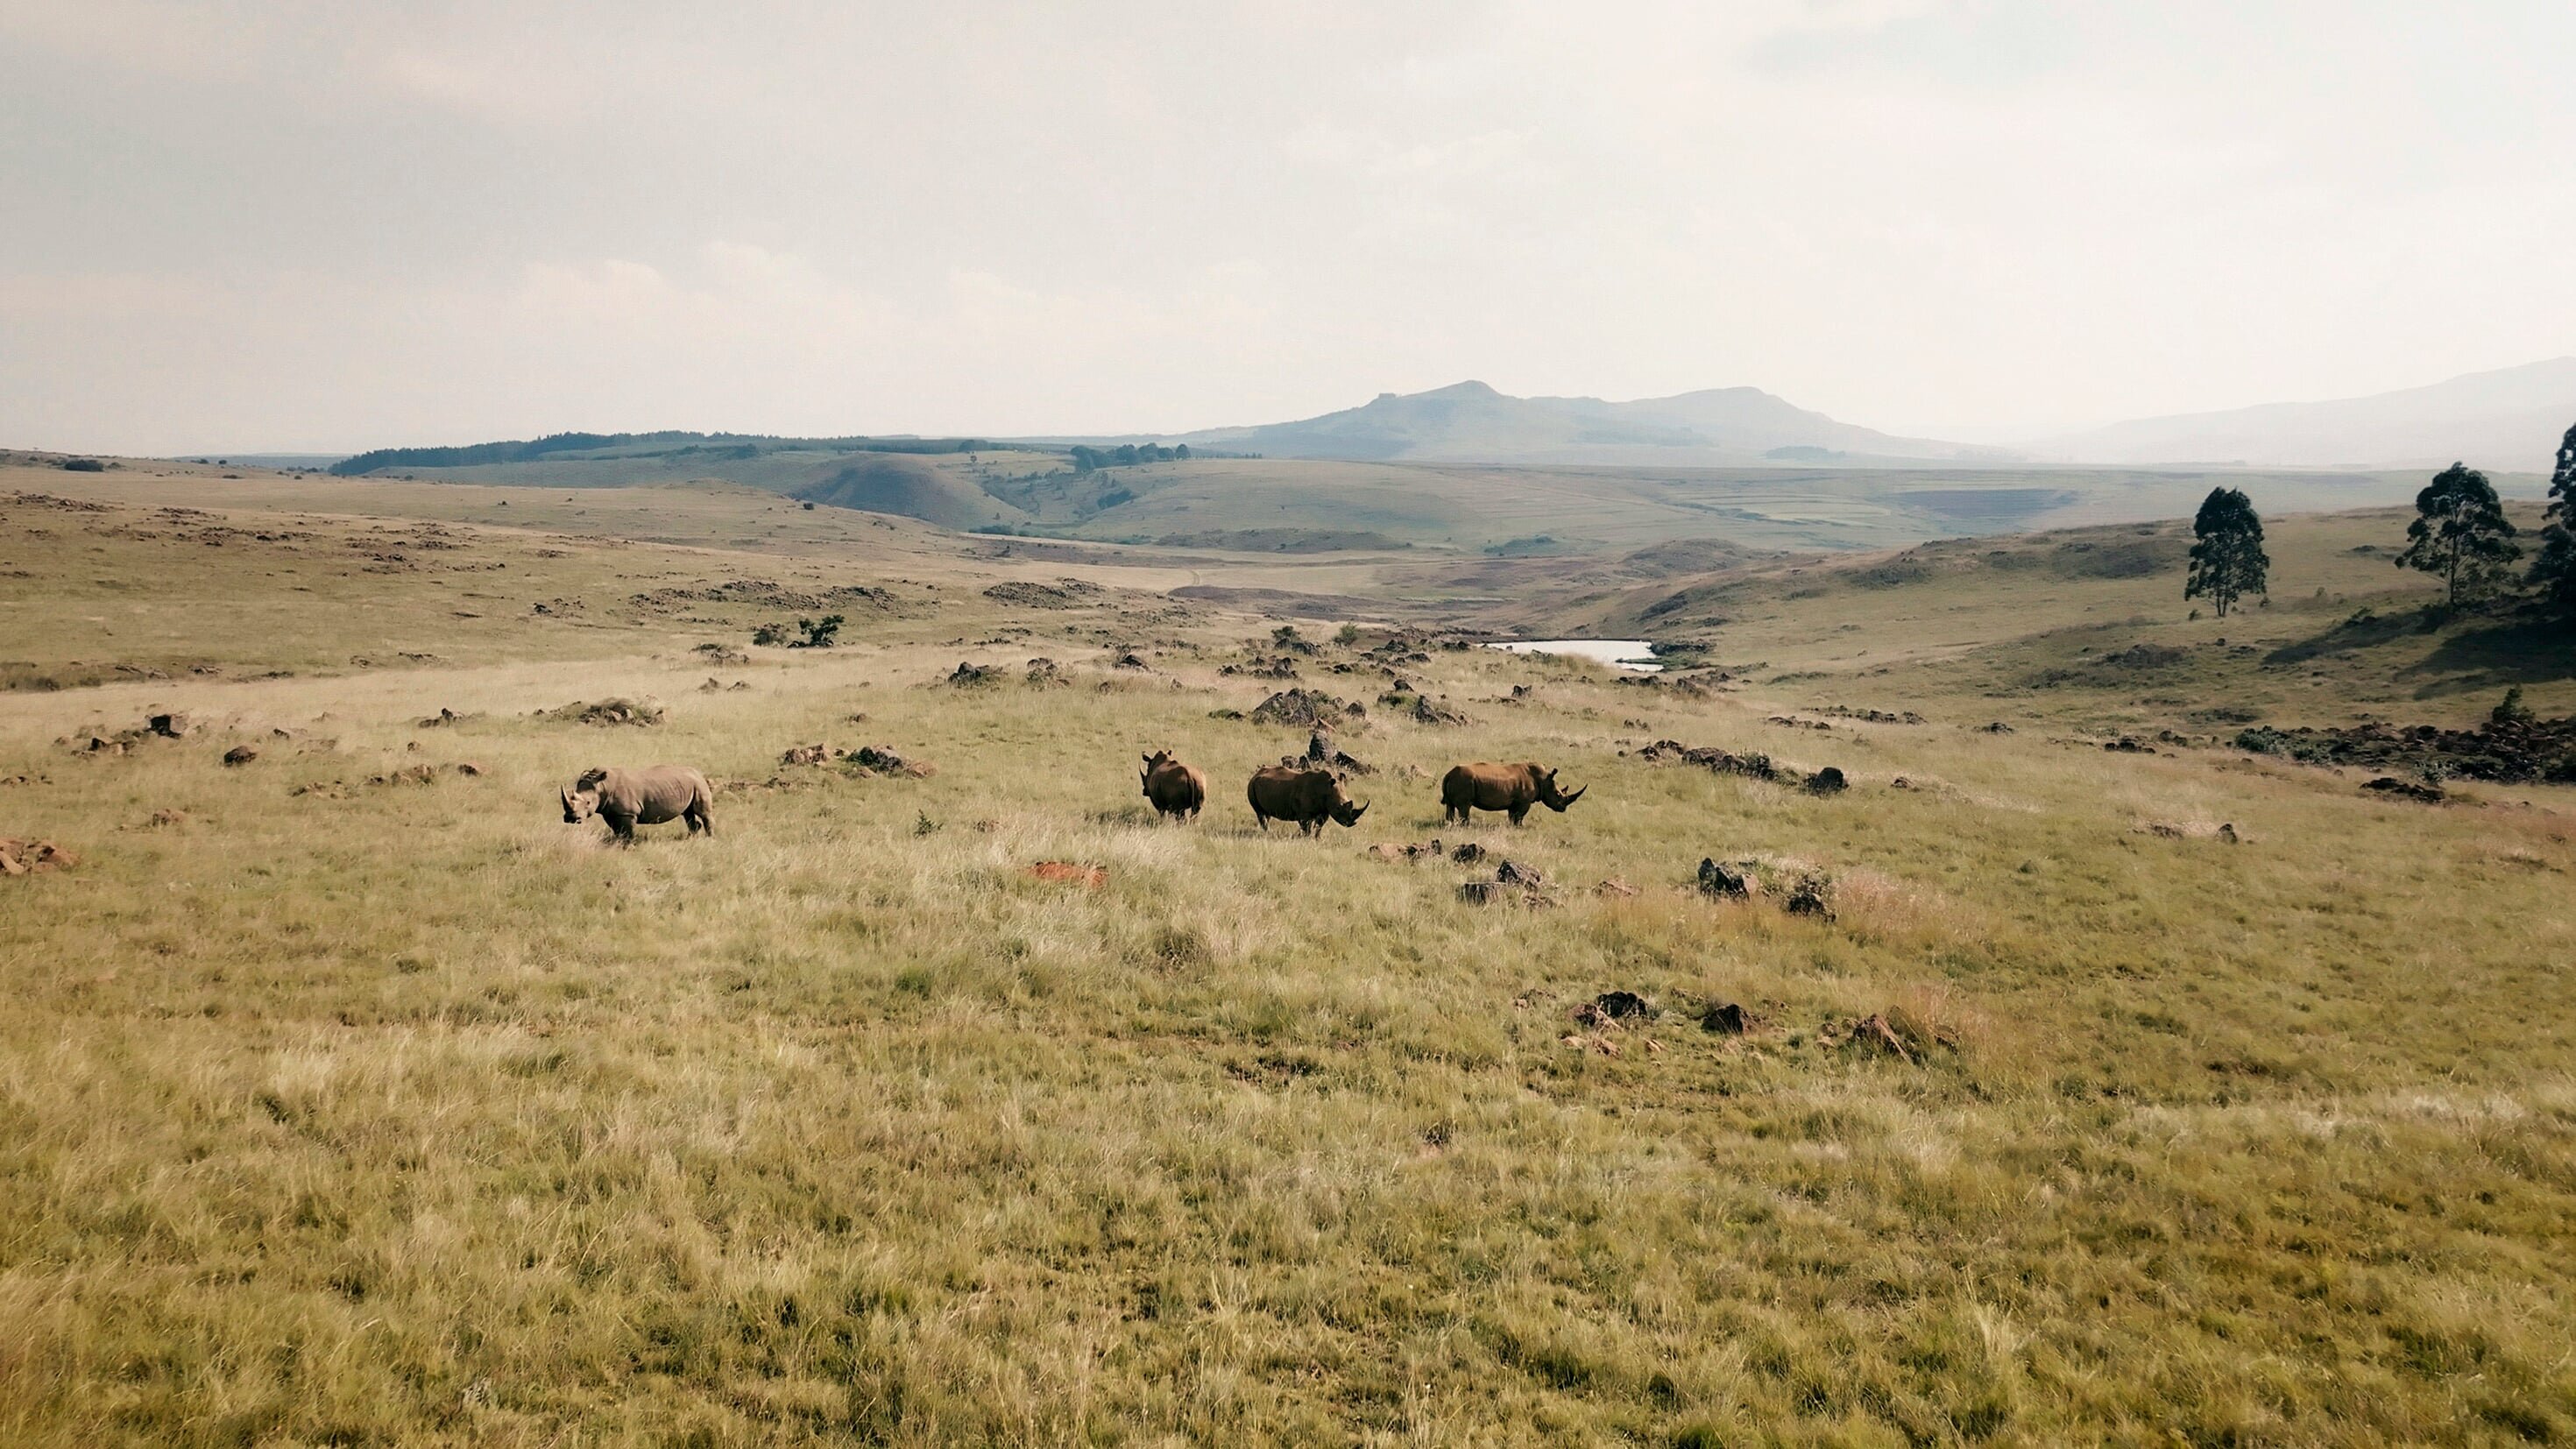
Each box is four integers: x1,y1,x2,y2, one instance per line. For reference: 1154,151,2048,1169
2033,357,2576,470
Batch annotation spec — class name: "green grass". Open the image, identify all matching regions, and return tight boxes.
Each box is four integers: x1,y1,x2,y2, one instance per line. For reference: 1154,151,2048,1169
2,469,2573,1444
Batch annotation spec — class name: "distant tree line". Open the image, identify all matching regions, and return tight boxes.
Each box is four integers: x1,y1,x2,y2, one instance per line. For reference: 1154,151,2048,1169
330,432,989,477
1069,443,1189,472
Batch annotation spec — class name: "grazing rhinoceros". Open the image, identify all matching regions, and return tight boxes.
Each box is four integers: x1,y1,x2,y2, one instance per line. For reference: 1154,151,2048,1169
560,765,714,844
1440,761,1585,826
1141,750,1207,822
1247,764,1367,836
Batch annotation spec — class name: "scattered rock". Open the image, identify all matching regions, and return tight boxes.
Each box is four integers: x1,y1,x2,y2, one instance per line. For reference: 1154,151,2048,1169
1783,872,1836,921
221,746,258,767
1638,739,1780,781
1450,842,1487,865
416,707,476,728
2219,823,2238,843
2104,736,2153,753
1838,1013,1913,1061
1589,990,1655,1021
945,661,1005,687
1595,878,1637,897
780,743,829,766
1113,652,1150,670
1251,689,1362,728
549,698,662,727
1699,1001,1751,1035
1457,880,1510,905
1411,697,1472,726
148,712,190,739
1029,861,1108,887
145,809,188,828
369,764,438,787
1978,721,2015,734
1303,731,1375,776
452,761,485,777
1770,715,1833,731
2362,775,2445,803
2236,710,2576,785
1495,859,1545,888
1890,776,1912,789
1696,858,1749,898
1804,767,1847,794
0,838,77,876
1024,657,1066,687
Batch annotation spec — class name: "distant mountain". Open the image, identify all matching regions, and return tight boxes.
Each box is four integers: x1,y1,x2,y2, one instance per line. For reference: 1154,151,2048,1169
2032,357,2576,470
1174,379,1996,464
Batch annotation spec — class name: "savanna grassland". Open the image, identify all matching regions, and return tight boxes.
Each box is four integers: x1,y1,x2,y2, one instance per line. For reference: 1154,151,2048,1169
3,459,2573,1446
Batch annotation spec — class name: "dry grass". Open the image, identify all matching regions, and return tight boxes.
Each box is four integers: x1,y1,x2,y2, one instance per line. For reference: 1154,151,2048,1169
3,477,2573,1445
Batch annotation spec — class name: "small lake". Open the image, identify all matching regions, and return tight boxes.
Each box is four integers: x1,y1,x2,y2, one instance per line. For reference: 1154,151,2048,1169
1486,639,1663,673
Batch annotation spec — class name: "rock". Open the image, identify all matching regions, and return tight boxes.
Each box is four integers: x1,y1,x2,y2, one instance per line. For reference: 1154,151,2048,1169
1699,1001,1751,1035
2219,823,2239,843
1841,1013,1912,1061
146,809,188,828
1890,776,1912,789
780,743,829,766
1114,652,1150,669
1804,767,1847,794
2105,736,2152,753
945,661,1005,687
0,838,80,875
1595,878,1638,897
1024,657,1065,686
1366,843,1406,860
1495,859,1545,888
1411,697,1471,726
1250,689,1357,728
1029,861,1108,887
1978,721,2015,734
551,698,662,727
1783,873,1836,921
852,745,907,772
452,761,485,777
148,713,189,739
1450,842,1487,865
1589,990,1654,1021
416,707,467,727
1456,880,1508,905
222,745,258,767
1696,857,1749,898
2362,775,2445,802
1304,732,1375,776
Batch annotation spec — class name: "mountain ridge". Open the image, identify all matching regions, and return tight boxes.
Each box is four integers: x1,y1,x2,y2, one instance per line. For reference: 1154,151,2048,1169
2028,357,2576,470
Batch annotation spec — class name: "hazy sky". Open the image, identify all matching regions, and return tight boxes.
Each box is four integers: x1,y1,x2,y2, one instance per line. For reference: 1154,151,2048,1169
4,1,2572,453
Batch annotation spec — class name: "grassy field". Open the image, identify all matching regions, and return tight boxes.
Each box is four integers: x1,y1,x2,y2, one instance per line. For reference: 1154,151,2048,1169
4,463,2574,1445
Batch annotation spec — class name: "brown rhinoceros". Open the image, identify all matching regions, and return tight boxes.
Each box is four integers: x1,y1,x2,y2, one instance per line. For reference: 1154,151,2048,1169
1140,750,1207,822
1246,764,1367,836
1440,761,1585,826
561,765,714,844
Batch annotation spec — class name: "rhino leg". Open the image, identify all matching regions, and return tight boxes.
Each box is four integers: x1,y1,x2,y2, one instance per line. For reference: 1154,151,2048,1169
1508,804,1529,825
605,813,639,845
685,800,712,837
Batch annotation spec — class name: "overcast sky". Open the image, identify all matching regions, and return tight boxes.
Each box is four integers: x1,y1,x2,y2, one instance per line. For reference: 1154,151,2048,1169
4,0,2571,454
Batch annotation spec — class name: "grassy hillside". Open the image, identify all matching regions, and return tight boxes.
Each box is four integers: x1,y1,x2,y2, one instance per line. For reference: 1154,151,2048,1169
296,427,2551,556
3,463,2573,1444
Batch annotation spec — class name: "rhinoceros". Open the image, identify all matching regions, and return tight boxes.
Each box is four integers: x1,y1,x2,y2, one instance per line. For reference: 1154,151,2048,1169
1246,764,1367,835
1440,761,1585,826
1141,750,1207,822
560,765,714,844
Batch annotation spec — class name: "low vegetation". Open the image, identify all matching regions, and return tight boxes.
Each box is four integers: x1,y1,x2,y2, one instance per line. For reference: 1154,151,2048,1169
2,457,2573,1444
